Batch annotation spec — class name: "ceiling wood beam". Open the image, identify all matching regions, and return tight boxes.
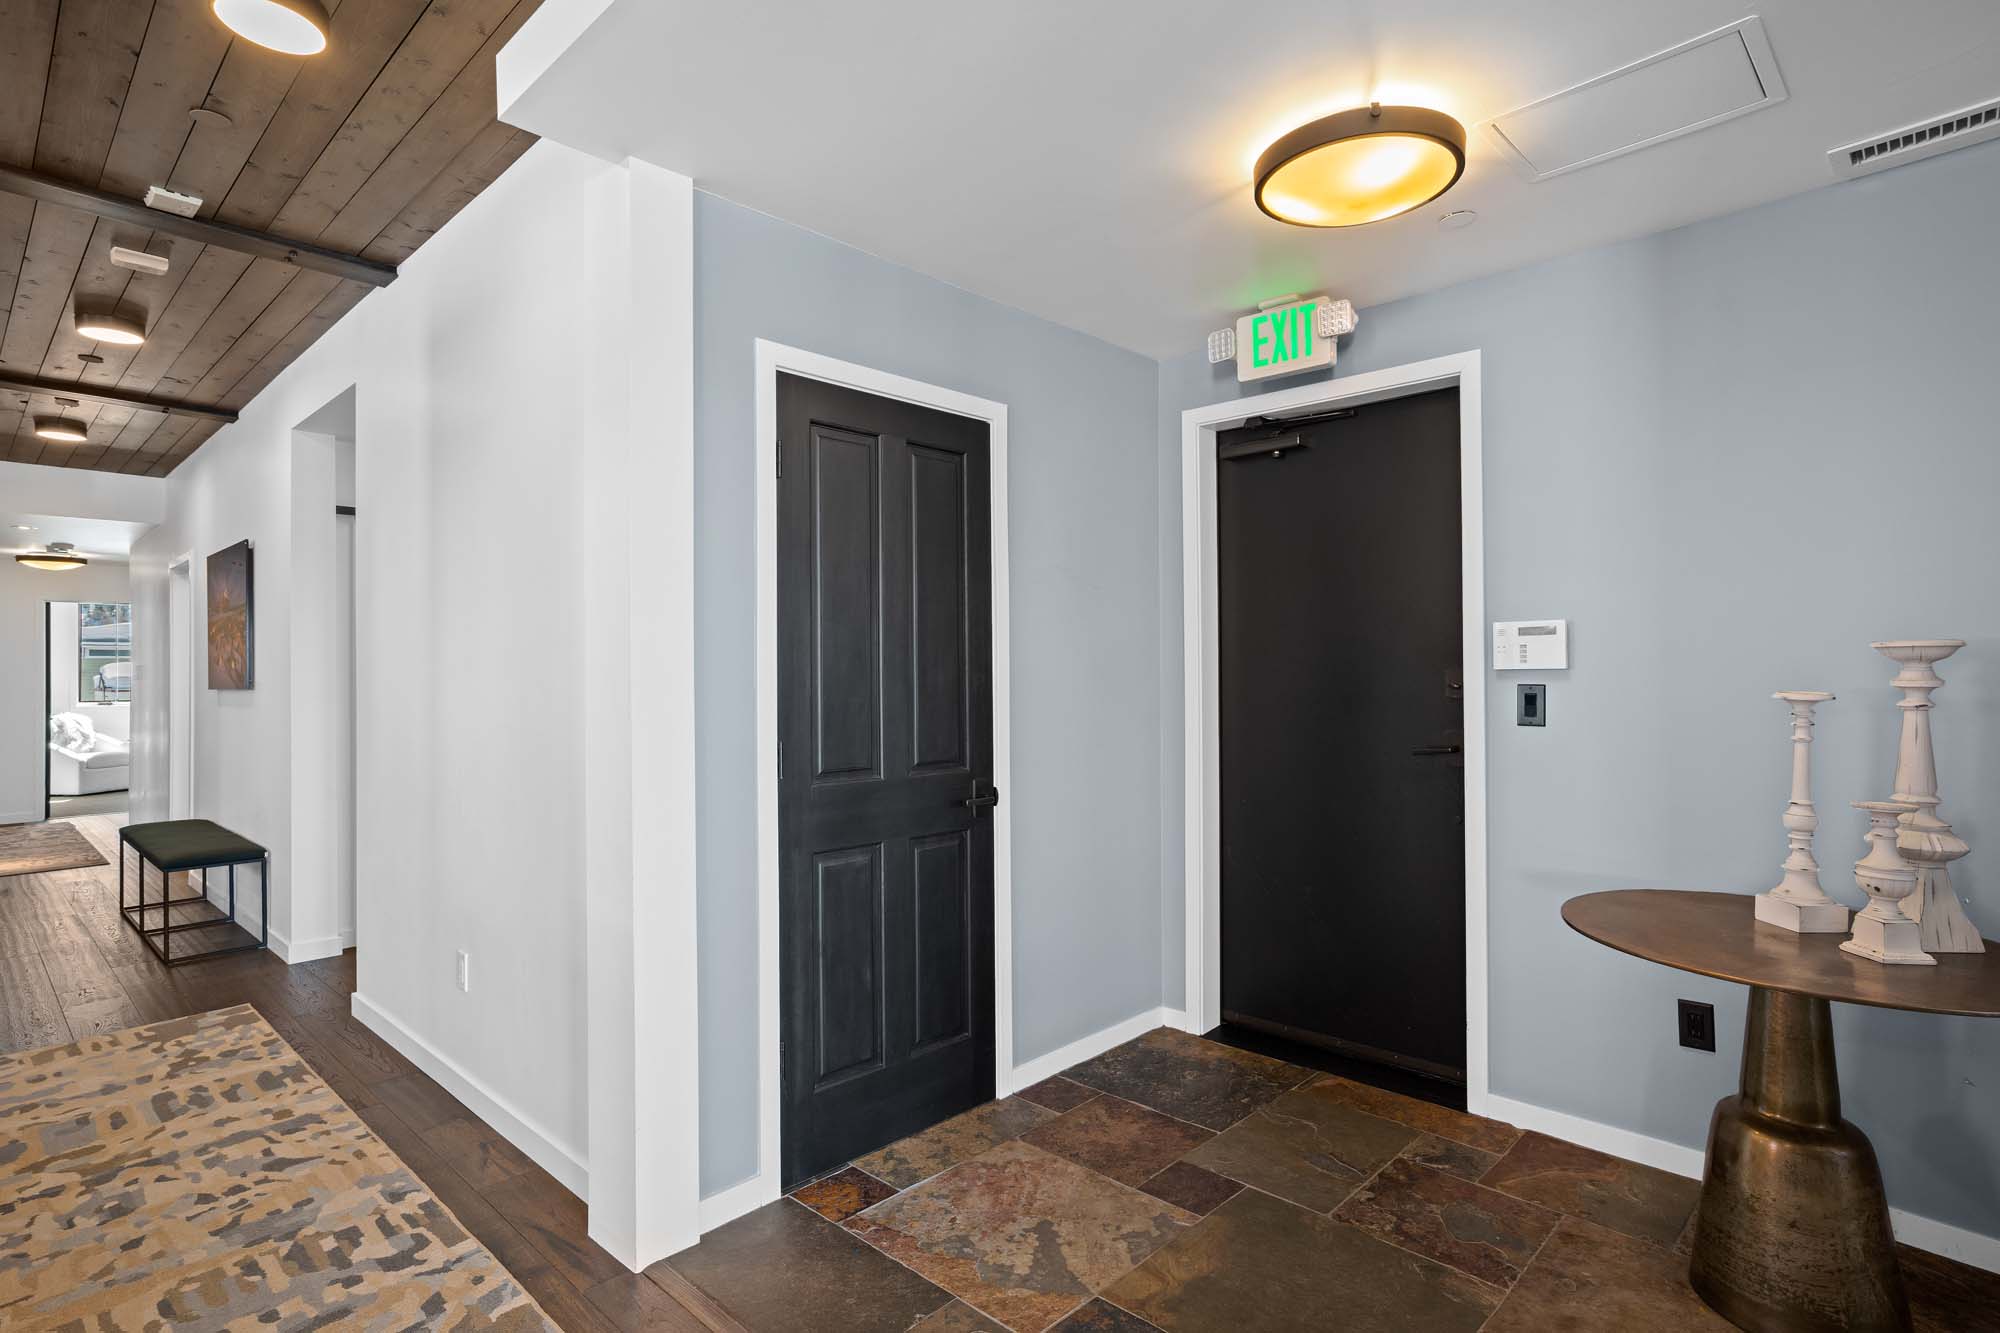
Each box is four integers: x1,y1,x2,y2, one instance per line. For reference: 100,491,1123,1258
0,373,237,424
0,165,399,289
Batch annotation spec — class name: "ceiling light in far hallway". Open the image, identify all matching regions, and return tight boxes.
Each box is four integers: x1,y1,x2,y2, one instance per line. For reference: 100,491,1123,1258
15,542,88,571
33,413,88,444
74,308,145,346
1255,103,1466,227
211,0,330,56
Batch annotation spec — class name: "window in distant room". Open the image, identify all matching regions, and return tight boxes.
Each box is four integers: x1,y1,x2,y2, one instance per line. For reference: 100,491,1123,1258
79,602,132,702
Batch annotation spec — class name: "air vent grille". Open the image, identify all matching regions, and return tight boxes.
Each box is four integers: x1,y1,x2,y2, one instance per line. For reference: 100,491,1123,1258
1829,97,2000,180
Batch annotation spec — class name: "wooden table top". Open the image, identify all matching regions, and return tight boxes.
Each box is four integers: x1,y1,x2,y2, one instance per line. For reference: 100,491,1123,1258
1563,890,2000,1017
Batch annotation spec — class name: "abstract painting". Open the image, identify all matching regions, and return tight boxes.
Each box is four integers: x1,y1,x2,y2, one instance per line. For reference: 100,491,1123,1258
207,539,254,689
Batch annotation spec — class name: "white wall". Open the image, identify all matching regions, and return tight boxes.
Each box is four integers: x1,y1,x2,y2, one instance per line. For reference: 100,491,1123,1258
129,140,696,1268
2,562,132,821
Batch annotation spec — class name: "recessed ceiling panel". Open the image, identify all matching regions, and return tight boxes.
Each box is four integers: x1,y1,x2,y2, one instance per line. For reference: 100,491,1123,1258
1487,18,1787,181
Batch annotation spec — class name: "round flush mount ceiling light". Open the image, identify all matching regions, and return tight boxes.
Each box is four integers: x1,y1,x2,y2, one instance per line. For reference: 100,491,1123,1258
74,309,145,346
1254,103,1466,228
16,542,87,571
33,414,88,443
212,0,330,55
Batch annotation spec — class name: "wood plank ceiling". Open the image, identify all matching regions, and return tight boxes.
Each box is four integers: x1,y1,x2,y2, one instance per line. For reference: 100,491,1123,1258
0,0,542,476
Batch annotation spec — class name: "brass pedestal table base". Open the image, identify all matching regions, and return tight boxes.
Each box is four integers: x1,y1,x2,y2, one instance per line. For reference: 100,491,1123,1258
1691,987,1903,1332
1563,890,2000,1333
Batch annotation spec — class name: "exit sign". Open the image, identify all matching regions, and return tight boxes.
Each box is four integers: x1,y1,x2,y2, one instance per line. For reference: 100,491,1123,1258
1235,296,1334,383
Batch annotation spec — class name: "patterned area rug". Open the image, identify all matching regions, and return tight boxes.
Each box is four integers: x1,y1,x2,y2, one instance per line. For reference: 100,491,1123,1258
0,1005,555,1330
0,821,107,877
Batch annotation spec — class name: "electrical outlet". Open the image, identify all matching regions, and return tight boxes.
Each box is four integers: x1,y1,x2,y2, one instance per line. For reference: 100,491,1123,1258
1678,998,1715,1052
456,951,470,993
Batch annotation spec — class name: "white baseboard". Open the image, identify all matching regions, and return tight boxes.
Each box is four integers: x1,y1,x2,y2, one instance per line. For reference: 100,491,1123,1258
0,807,40,825
273,930,346,965
1003,1005,1186,1094
1487,1094,2000,1275
351,991,590,1200
694,1003,1188,1238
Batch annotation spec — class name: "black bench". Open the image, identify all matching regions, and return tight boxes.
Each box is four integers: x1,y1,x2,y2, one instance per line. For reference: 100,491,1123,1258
119,819,269,966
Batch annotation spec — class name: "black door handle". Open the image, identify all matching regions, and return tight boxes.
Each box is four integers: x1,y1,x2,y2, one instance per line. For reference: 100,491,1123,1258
1410,745,1462,756
963,788,1000,812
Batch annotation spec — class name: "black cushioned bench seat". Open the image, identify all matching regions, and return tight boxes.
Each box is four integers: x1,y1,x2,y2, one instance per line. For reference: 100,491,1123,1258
122,818,267,870
119,818,269,965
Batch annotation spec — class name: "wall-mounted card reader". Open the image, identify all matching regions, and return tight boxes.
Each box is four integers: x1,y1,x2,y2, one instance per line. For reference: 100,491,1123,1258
1493,619,1568,670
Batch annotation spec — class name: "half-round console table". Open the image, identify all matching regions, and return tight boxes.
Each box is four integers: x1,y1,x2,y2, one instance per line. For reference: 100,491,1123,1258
1563,889,2000,1333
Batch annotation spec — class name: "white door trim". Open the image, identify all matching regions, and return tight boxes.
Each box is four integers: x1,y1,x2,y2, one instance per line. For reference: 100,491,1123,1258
1180,351,1489,1113
750,338,1014,1212
168,551,195,822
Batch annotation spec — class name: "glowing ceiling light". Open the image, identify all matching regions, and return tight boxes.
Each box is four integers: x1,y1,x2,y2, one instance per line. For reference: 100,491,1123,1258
15,542,88,571
34,415,88,443
212,0,330,56
74,309,146,346
1254,104,1466,228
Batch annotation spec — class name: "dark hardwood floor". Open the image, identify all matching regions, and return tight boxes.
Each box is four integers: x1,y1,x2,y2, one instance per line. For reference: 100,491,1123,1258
0,812,731,1333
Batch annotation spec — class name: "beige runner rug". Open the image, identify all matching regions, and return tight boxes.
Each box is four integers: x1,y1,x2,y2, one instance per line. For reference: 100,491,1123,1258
0,1004,556,1330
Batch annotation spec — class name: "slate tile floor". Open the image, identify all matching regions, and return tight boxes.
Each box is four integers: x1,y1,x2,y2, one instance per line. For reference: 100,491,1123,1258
658,1026,2000,1333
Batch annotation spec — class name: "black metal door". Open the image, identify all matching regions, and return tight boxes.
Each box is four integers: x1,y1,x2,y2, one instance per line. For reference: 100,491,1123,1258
778,373,996,1187
1217,387,1466,1081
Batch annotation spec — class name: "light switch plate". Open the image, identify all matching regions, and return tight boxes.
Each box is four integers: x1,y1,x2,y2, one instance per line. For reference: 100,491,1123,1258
1494,619,1568,670
1517,683,1547,726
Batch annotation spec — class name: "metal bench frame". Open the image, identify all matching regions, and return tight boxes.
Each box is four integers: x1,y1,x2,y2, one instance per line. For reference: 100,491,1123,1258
117,830,269,966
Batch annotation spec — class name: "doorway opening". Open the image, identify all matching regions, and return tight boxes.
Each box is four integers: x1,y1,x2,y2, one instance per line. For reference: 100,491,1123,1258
752,341,1015,1204
46,598,133,822
1181,353,1490,1115
291,386,358,965
1215,389,1465,1102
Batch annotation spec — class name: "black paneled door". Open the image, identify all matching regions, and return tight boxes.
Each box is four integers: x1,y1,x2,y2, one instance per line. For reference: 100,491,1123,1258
1217,388,1466,1083
778,373,996,1188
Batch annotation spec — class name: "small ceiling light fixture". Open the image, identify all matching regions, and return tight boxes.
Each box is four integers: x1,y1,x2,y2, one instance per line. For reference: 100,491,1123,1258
16,541,88,571
34,414,88,443
75,308,146,346
1254,103,1467,227
212,0,330,56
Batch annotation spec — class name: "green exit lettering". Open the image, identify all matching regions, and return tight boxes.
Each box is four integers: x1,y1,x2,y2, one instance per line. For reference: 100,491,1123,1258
1249,302,1317,369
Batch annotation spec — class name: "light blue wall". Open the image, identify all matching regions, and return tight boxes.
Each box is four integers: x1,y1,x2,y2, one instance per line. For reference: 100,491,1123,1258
1156,139,2000,1239
693,193,1163,1194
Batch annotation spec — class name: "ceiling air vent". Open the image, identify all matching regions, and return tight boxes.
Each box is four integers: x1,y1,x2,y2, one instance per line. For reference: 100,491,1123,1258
1828,98,2000,180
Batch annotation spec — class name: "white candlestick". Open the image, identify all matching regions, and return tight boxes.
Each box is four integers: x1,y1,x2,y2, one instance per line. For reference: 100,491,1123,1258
1755,691,1848,933
1872,640,1984,953
1841,801,1935,965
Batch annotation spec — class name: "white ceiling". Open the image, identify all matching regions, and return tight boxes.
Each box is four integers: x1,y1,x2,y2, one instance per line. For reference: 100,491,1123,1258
1,513,146,562
502,0,2000,359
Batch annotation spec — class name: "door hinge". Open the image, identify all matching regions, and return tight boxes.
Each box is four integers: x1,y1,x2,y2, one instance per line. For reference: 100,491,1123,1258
777,741,784,781
775,436,783,479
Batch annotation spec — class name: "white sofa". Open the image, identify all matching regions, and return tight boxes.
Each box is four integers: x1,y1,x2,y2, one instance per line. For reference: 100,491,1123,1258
49,711,129,796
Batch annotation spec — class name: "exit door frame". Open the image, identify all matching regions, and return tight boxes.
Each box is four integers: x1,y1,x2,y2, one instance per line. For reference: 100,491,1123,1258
1180,351,1489,1113
725,338,1015,1231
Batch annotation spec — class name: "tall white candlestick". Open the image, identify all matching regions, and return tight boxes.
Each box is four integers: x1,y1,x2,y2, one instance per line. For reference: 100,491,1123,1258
1755,691,1848,933
1872,640,1984,953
